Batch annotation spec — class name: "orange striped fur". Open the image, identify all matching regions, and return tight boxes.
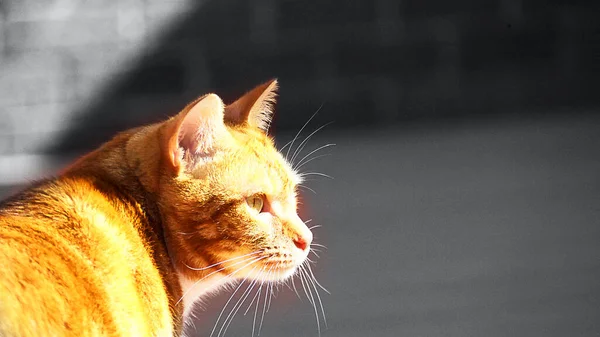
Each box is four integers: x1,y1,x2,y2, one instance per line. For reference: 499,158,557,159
0,80,313,336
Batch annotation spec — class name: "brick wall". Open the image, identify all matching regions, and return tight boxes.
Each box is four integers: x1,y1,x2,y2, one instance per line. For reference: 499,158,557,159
0,0,194,156
1,0,600,158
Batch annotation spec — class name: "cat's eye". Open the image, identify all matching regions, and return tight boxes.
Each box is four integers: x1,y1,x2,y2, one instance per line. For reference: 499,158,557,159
246,195,265,213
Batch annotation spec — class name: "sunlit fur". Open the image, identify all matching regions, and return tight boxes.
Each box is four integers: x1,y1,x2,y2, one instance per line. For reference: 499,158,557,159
0,80,316,337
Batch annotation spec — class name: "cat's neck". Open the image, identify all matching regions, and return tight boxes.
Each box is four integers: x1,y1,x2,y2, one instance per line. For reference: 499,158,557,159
62,126,185,329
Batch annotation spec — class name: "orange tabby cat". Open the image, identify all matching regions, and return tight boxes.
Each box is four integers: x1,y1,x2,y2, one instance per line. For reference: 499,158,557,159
0,80,314,337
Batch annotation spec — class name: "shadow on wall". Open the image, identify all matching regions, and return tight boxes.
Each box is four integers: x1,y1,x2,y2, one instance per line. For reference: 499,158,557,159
48,0,600,154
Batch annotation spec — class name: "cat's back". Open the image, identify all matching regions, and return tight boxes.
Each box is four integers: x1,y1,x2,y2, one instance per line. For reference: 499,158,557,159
0,177,173,337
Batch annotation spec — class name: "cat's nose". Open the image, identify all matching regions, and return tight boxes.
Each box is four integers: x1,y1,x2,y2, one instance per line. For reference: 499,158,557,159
289,216,313,252
293,235,309,251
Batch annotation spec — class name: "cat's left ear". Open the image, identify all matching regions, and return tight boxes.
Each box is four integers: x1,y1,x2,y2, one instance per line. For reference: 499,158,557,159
163,94,231,173
225,79,278,133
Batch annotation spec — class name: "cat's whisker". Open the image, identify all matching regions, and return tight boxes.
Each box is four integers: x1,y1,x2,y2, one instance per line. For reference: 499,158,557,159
219,268,263,337
266,282,274,313
184,250,263,271
278,138,296,154
244,279,263,316
285,105,323,161
310,247,324,253
176,255,265,306
299,267,320,336
309,249,321,259
304,219,313,224
295,143,335,168
258,279,269,336
210,277,249,337
290,122,333,166
302,263,328,328
251,278,264,337
298,172,333,180
306,263,330,295
211,260,267,337
294,143,335,171
296,153,331,172
297,184,317,195
308,224,321,230
311,243,327,249
291,271,302,301
257,265,275,336
298,267,314,306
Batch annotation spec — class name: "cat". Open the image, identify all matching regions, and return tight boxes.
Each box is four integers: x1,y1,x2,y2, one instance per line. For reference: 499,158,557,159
0,79,318,337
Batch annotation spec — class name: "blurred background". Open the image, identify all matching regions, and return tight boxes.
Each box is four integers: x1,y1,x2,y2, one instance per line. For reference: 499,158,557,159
1,0,599,336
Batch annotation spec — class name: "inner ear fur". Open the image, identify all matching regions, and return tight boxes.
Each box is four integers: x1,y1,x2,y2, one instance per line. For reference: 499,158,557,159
162,93,228,174
224,79,278,132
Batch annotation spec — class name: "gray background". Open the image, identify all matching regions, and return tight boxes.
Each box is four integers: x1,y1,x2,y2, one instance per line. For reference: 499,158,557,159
1,0,599,336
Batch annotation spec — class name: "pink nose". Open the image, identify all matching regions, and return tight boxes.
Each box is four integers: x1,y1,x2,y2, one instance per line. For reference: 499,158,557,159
293,236,309,251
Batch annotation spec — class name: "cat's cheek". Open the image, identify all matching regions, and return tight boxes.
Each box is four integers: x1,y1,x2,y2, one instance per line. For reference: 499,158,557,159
256,213,276,237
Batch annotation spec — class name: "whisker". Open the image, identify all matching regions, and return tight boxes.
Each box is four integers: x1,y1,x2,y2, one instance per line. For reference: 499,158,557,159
302,264,328,328
266,282,274,313
209,279,248,337
291,272,302,300
258,266,274,336
300,267,320,336
220,269,263,337
285,105,323,161
185,250,263,271
308,224,321,230
294,143,335,170
295,143,335,166
297,184,317,194
298,268,314,306
208,257,267,337
298,172,333,179
307,264,330,294
251,281,263,337
244,285,262,316
311,243,328,249
176,255,264,306
290,122,333,166
304,219,313,224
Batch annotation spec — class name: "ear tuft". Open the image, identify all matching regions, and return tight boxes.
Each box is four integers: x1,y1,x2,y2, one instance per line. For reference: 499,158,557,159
252,80,278,132
225,79,279,133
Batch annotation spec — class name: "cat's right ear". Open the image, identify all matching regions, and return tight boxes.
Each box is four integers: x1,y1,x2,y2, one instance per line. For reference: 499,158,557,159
163,94,230,174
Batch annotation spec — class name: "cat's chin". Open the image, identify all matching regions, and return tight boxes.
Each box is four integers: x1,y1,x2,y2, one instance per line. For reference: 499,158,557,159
233,261,301,282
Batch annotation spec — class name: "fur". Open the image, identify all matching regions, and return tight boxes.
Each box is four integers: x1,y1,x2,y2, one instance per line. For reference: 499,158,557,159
0,80,313,337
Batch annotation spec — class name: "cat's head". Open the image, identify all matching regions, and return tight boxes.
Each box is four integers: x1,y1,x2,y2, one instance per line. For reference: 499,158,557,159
155,80,312,283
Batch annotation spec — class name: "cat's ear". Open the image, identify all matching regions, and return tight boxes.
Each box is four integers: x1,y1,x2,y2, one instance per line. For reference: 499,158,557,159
225,79,278,133
164,94,230,173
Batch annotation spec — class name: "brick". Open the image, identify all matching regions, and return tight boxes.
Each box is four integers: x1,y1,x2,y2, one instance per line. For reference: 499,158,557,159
2,50,64,77
0,73,72,107
0,109,14,154
11,130,65,153
6,0,118,22
144,1,194,25
6,102,77,135
6,17,119,50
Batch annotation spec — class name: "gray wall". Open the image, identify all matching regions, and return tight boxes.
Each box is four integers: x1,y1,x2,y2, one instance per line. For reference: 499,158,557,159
2,0,599,156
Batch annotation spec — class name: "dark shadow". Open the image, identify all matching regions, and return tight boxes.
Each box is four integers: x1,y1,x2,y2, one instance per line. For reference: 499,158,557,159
49,0,600,154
